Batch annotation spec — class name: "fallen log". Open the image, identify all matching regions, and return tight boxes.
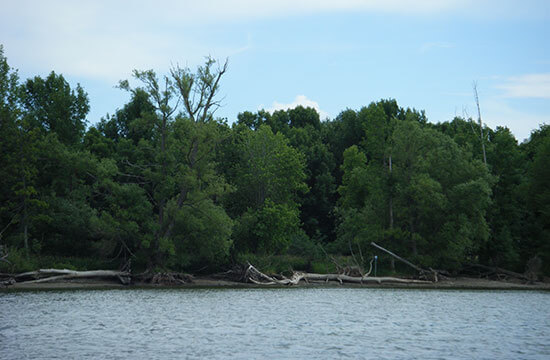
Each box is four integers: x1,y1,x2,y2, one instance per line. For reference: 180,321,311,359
244,264,432,286
464,263,530,282
302,273,432,285
370,242,439,282
370,242,423,272
16,269,131,285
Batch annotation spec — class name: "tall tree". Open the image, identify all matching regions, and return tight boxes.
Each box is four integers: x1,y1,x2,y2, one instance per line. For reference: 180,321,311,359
525,131,550,275
0,47,46,256
481,127,524,269
391,121,491,268
230,125,307,254
118,57,232,269
20,72,89,146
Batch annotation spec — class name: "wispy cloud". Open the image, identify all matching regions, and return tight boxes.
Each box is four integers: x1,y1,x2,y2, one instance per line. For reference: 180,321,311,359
0,0,469,77
496,73,550,99
482,97,549,141
262,95,330,120
419,41,455,53
2,0,545,82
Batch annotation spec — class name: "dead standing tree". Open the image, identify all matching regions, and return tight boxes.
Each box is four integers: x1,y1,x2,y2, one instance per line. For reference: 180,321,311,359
473,81,487,167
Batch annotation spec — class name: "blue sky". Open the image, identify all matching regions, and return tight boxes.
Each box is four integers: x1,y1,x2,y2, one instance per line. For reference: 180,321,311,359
2,0,549,141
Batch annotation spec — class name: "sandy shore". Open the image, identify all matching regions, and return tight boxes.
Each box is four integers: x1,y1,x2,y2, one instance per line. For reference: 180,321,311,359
2,276,549,291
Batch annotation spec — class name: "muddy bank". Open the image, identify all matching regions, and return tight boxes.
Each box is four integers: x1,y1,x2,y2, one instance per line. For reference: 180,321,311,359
3,276,550,291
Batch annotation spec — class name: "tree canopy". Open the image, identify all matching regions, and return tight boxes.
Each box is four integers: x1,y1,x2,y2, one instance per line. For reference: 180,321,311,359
1,46,549,277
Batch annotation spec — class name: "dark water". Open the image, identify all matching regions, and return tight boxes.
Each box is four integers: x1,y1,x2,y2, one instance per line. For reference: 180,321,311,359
1,288,549,359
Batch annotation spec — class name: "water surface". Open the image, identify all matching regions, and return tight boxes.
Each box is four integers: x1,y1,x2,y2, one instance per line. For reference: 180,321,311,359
1,288,549,359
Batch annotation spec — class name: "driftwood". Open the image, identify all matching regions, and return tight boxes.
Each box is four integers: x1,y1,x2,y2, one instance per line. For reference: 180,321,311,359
134,271,194,285
463,263,531,282
15,269,131,285
371,242,423,272
0,253,10,264
4,268,195,287
370,242,439,282
243,263,431,286
0,245,10,264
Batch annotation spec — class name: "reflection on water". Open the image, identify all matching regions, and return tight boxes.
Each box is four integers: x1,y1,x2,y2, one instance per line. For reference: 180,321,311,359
1,288,549,359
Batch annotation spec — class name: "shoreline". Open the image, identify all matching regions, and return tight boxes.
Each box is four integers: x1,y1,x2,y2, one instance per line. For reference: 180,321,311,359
2,276,550,291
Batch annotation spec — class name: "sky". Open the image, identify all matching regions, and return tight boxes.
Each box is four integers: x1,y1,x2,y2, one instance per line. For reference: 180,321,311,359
2,0,549,141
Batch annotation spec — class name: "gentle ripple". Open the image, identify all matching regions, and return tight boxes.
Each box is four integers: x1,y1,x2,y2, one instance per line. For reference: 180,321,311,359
1,288,549,359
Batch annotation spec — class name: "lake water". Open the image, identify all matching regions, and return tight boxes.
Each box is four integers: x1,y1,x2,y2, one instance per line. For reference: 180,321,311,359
1,288,549,359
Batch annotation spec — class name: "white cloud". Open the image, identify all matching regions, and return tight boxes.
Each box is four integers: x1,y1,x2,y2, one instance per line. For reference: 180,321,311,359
1,1,256,82
2,0,546,83
263,95,330,120
496,73,550,99
481,98,549,141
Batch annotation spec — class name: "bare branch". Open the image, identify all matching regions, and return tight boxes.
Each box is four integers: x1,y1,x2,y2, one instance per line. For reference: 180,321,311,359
171,57,228,123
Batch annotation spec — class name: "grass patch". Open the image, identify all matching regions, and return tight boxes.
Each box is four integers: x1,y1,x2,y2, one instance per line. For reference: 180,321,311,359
0,247,117,273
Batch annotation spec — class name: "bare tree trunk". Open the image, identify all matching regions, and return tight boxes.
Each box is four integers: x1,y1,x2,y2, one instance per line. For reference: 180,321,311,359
473,82,487,166
23,222,28,257
388,154,395,271
371,242,424,273
389,154,393,228
22,177,29,258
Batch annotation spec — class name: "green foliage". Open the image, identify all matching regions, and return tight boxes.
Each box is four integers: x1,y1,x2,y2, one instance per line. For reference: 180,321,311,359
171,197,233,271
20,71,89,146
282,108,337,242
391,121,491,269
0,248,116,273
1,46,548,276
236,125,307,208
234,200,302,255
335,110,492,270
226,125,308,256
234,253,312,274
526,134,550,274
338,145,369,208
0,247,37,272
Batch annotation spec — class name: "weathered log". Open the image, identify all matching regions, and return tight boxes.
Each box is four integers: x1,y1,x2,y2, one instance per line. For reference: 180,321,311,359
370,242,423,272
464,263,530,281
16,269,131,285
370,242,439,281
1,277,15,288
244,264,432,286
302,273,431,284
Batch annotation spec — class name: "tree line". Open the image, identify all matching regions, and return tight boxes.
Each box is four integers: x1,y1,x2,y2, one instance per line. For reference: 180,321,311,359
1,46,549,276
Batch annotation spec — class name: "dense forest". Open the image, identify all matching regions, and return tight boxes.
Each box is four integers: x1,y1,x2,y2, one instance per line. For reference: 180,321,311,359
1,46,549,278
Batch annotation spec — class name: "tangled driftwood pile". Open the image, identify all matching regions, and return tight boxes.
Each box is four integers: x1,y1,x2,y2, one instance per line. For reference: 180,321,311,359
2,242,538,288
241,263,432,285
0,269,198,287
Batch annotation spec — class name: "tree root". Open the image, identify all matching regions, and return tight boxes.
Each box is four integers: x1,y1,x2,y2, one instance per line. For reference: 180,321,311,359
134,271,194,285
